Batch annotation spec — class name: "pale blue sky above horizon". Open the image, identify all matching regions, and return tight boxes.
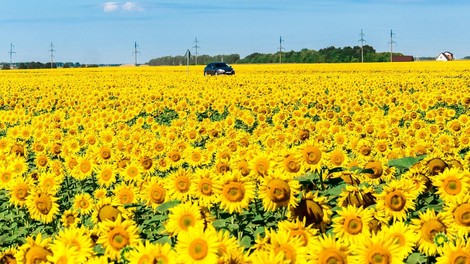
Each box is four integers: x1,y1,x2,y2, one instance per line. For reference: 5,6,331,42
1,0,469,64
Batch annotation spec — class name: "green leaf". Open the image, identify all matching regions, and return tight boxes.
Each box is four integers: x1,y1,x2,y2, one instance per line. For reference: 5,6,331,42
156,236,172,245
388,156,425,170
212,219,227,228
228,223,239,231
406,252,427,264
156,200,180,213
239,236,252,249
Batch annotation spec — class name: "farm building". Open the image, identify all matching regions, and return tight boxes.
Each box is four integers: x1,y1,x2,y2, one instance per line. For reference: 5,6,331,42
436,51,454,61
392,55,414,62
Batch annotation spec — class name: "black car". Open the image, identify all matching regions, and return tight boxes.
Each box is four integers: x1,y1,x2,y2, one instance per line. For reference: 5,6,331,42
203,62,235,76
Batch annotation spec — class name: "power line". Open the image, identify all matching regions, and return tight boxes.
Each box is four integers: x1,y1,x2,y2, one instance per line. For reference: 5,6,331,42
133,41,140,66
279,36,284,63
358,29,366,63
389,30,397,62
8,43,16,69
192,37,200,65
49,42,55,69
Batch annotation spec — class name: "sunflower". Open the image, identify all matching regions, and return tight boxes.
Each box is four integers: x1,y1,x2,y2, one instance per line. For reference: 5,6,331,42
275,149,304,176
71,154,95,180
0,166,14,189
91,197,128,225
95,164,117,187
97,215,140,261
215,230,240,260
250,152,273,179
26,187,59,224
120,158,144,183
218,171,256,214
0,247,17,264
37,171,63,194
326,148,349,168
139,154,157,176
358,157,394,185
175,226,220,264
166,168,194,202
442,194,470,238
249,249,289,264
47,240,80,264
309,234,351,264
95,144,113,164
138,177,167,211
51,227,94,262
258,171,300,212
165,202,205,236
167,148,185,168
331,205,373,246
184,147,207,168
60,209,81,228
290,191,333,232
127,241,176,264
277,218,318,247
113,182,138,205
73,193,95,215
379,221,418,260
375,179,417,222
267,229,308,264
35,154,50,171
411,209,454,256
9,155,28,176
296,142,324,173
15,233,52,264
432,167,470,204
435,238,470,264
8,176,31,207
351,233,402,264
337,185,376,208
192,168,221,207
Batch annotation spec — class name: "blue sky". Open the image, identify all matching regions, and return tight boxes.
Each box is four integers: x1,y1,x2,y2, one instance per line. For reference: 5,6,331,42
1,0,469,64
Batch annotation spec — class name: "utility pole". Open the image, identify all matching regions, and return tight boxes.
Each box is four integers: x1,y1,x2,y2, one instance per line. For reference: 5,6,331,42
193,37,199,65
133,41,140,66
8,43,16,69
389,30,397,62
359,29,366,63
279,36,284,63
49,42,55,69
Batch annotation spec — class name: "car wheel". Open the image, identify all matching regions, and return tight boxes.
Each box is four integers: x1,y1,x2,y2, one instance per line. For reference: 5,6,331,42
214,72,218,76
204,72,207,76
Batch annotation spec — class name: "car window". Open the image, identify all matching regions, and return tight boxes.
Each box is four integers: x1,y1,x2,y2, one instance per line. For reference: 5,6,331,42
215,63,228,67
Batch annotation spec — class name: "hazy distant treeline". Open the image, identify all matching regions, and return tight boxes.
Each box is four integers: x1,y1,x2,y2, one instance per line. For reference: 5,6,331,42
148,45,405,65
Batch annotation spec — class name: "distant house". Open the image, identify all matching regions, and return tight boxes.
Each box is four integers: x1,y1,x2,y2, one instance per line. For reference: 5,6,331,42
392,55,414,62
436,51,454,61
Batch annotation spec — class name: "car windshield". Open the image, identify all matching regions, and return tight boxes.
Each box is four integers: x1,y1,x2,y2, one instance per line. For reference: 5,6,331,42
214,63,228,68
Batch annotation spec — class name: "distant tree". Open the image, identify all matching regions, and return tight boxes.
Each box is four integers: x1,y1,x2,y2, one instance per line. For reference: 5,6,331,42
18,63,28,69
463,56,470,60
2,64,11,70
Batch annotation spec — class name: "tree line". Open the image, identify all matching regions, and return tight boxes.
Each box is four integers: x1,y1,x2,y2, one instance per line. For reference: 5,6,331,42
148,45,403,65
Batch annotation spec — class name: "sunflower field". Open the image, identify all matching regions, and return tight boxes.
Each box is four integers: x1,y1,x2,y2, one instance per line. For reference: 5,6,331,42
1,62,470,263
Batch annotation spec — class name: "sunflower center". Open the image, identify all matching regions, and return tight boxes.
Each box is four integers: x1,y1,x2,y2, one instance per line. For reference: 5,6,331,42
137,254,153,264
421,219,446,242
179,214,195,230
25,245,52,264
427,158,448,176
66,214,76,224
141,157,153,170
285,156,300,173
450,250,470,264
319,249,347,264
98,205,120,222
188,238,208,260
385,191,406,211
101,148,111,159
80,161,91,173
276,244,296,264
127,166,139,178
255,159,269,176
304,146,321,165
199,180,212,196
35,193,53,215
192,152,201,162
344,216,363,235
150,186,166,204
444,178,462,195
176,177,190,192
169,151,181,162
331,153,344,166
453,203,470,227
118,190,134,204
101,169,113,181
391,233,405,246
109,227,130,249
1,172,12,183
290,229,308,247
223,182,245,202
267,179,290,204
79,199,89,209
368,248,391,264
37,157,48,167
15,186,28,200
